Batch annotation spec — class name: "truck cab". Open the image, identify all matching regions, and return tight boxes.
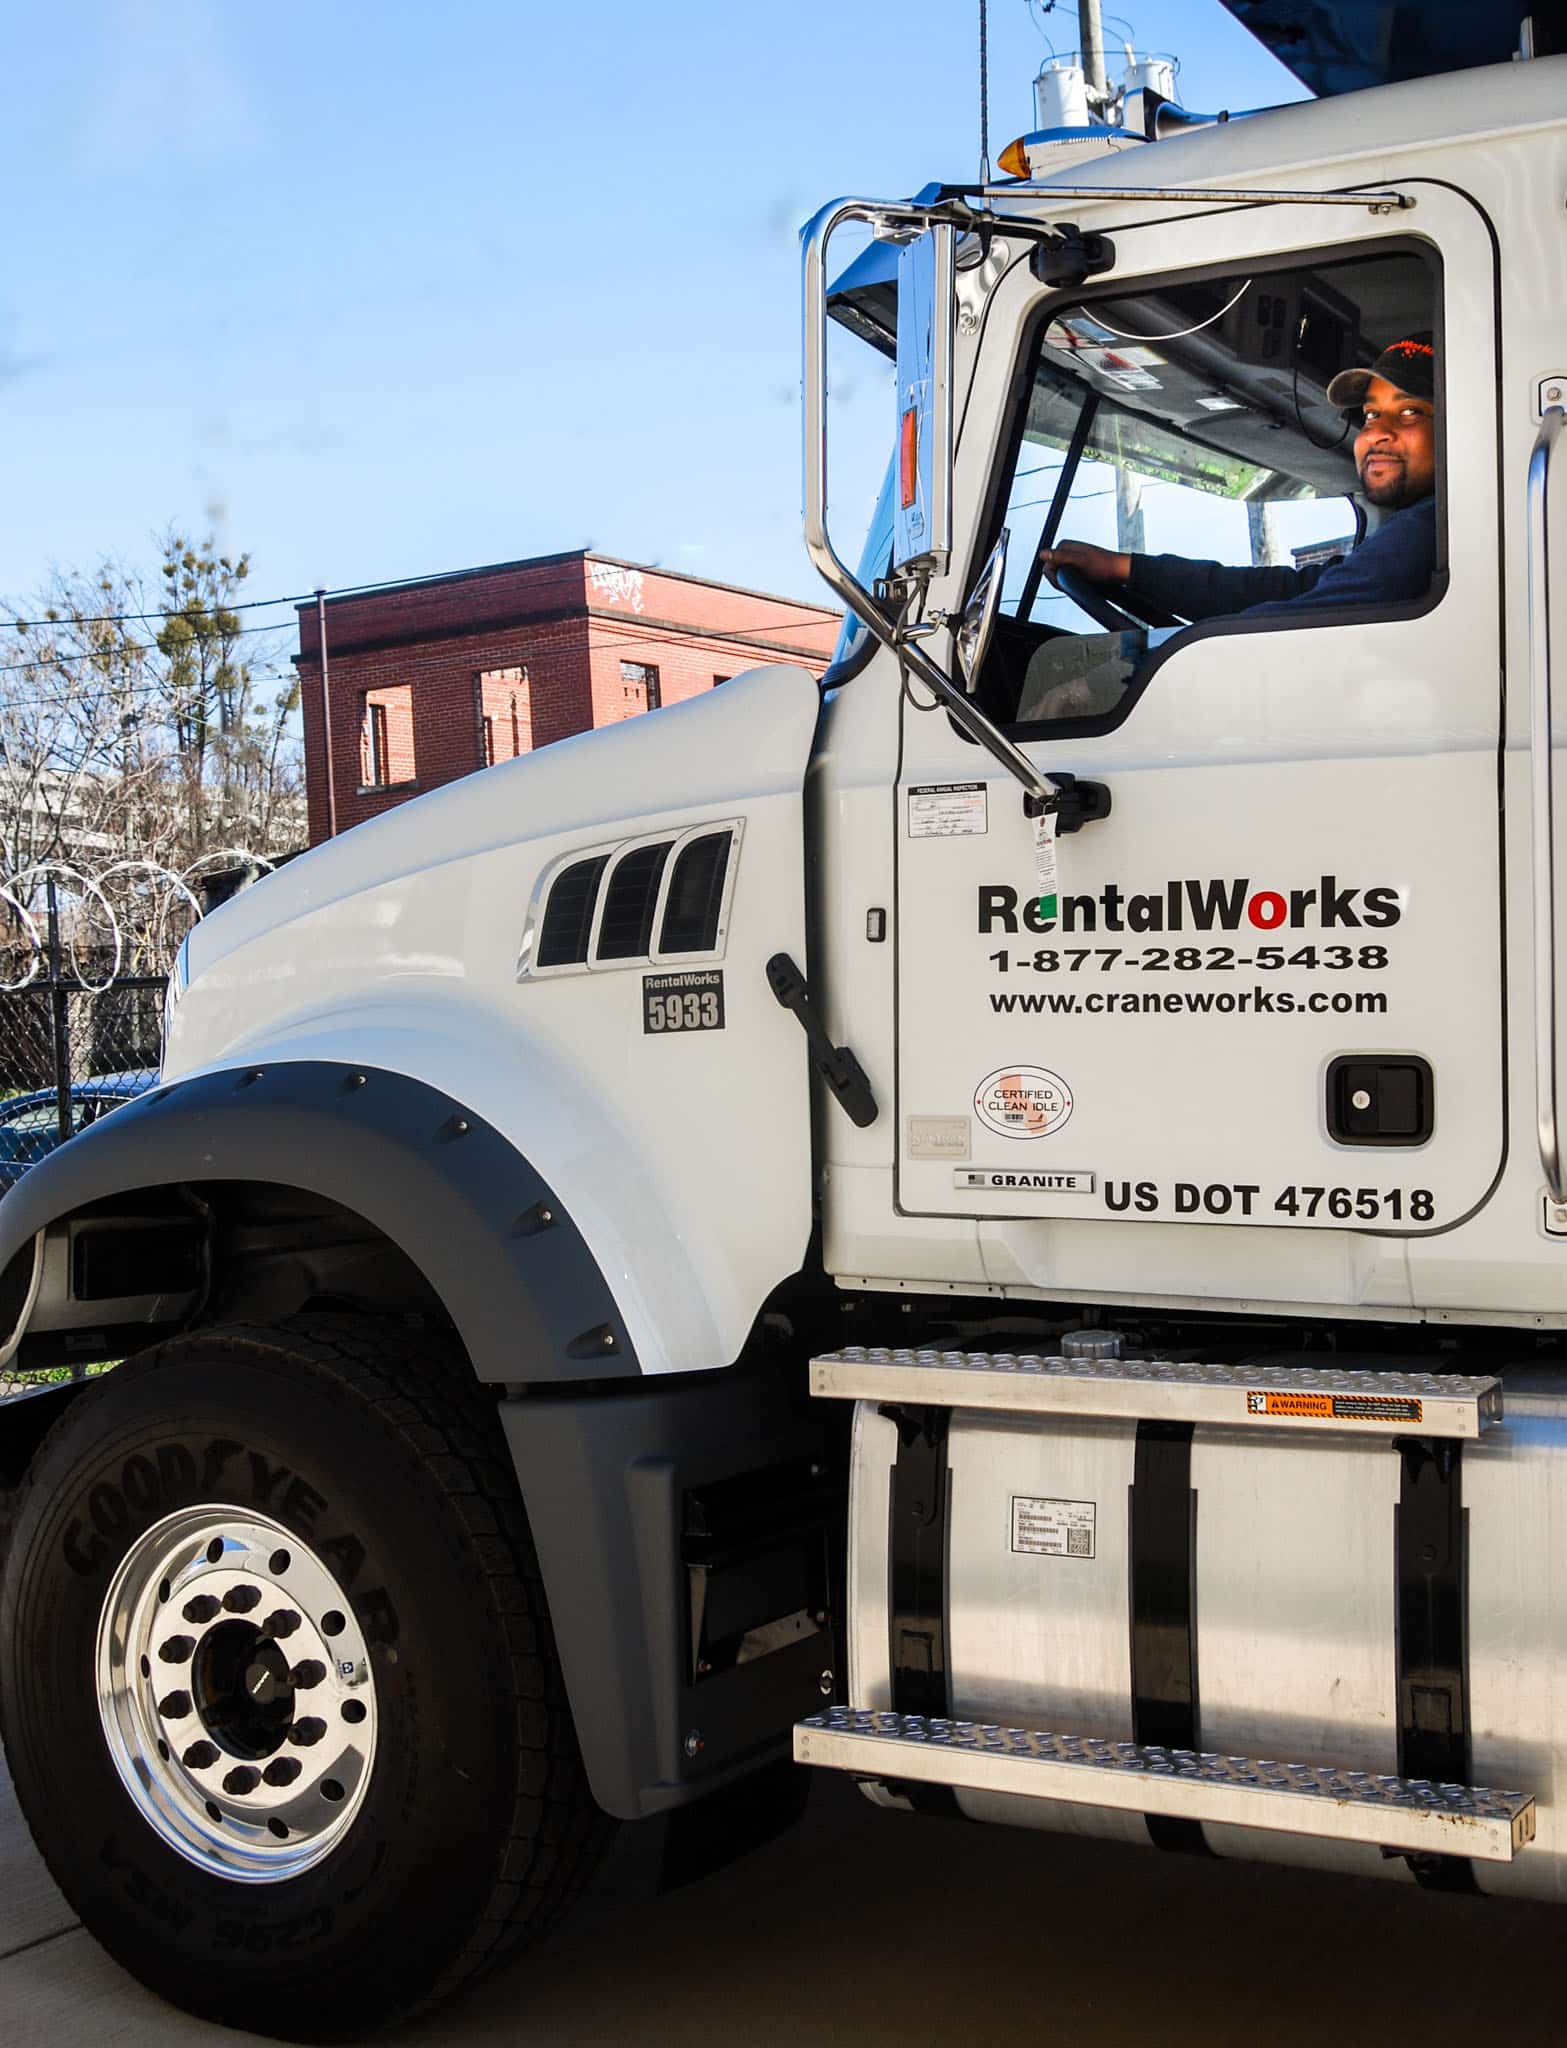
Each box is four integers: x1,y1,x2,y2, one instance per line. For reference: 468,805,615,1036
1,22,1565,2039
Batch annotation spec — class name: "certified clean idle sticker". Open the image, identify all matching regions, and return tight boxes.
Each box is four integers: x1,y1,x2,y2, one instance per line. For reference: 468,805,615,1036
1011,1496,1096,1559
974,1066,1073,1139
908,783,988,838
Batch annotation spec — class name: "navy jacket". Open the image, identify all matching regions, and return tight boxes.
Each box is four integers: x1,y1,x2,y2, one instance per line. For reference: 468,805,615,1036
1124,495,1437,624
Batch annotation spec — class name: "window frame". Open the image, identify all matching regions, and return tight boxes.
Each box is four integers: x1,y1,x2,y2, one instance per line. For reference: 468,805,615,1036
970,232,1447,747
620,659,662,712
357,688,417,794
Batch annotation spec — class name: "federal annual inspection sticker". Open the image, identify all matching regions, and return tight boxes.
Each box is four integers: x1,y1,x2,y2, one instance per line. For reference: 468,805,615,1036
1245,1390,1424,1425
1011,1496,1096,1560
908,783,988,838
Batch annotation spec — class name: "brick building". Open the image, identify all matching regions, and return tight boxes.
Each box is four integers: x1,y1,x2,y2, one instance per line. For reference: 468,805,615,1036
295,551,841,844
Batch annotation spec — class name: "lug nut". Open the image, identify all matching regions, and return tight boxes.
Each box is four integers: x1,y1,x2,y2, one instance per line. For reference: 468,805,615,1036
290,1659,326,1690
182,1740,220,1770
223,1584,262,1615
265,1609,302,1640
158,1635,197,1664
182,1594,221,1624
223,1766,261,1796
288,1717,327,1748
263,1757,302,1788
158,1690,193,1720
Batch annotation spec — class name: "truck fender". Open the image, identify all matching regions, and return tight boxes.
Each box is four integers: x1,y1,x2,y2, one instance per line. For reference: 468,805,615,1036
0,1059,640,1383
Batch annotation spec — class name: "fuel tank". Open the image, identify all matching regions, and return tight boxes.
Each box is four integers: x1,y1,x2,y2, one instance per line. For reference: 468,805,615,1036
846,1367,1567,1897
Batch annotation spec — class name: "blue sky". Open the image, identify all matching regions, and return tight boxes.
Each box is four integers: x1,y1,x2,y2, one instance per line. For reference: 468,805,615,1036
1,1,1308,633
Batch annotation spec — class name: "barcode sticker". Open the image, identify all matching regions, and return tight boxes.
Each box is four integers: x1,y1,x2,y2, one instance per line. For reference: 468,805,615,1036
1011,1495,1096,1560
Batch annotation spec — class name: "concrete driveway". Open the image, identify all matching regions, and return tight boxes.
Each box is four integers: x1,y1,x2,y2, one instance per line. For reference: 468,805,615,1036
5,1748,1565,2045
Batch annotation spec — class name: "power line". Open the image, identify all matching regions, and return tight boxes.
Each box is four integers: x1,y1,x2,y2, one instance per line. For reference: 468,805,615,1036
3,565,490,634
0,619,293,680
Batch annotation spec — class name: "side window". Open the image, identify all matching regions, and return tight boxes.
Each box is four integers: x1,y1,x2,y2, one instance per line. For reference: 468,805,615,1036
981,248,1438,734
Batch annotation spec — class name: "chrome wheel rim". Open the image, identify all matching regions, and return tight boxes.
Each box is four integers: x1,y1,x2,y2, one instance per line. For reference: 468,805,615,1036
95,1504,379,1882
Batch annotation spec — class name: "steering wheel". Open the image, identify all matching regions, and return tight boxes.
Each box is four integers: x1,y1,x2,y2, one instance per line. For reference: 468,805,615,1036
1051,565,1145,634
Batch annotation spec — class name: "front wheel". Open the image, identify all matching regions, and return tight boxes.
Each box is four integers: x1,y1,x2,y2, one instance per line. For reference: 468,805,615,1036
0,1316,609,2040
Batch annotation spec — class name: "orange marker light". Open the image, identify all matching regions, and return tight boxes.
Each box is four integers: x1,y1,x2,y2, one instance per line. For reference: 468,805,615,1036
899,406,918,509
998,136,1031,178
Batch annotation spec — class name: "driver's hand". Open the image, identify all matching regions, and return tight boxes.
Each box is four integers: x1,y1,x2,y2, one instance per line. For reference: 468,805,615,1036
1033,677,1096,720
1037,539,1133,588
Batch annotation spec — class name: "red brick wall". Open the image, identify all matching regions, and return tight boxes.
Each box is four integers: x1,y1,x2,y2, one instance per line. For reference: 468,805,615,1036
297,551,839,844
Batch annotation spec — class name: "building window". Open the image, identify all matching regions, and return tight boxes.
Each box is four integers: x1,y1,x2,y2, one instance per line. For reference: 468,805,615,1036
620,660,661,711
364,703,389,786
359,684,415,790
477,665,531,765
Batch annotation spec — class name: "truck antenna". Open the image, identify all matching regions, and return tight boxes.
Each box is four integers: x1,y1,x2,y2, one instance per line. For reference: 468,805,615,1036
979,0,991,186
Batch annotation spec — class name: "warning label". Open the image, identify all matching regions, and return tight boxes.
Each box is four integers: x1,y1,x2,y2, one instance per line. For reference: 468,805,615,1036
1245,1390,1424,1424
1011,1495,1096,1559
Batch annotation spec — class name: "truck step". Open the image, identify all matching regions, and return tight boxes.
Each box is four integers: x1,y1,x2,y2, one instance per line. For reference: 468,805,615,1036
808,1347,1502,1438
795,1708,1536,1862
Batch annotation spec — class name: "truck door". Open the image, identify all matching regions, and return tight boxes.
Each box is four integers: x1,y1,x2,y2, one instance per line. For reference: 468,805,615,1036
894,191,1502,1244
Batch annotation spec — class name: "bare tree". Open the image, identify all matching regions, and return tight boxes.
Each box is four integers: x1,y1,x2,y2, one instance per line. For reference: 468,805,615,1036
1,532,303,892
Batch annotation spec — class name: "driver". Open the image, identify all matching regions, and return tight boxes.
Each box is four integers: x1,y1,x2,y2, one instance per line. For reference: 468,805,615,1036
1034,333,1438,627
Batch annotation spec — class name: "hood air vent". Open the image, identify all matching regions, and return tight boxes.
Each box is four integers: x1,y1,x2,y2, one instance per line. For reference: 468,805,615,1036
520,820,742,980
597,842,673,960
535,854,609,968
660,831,732,954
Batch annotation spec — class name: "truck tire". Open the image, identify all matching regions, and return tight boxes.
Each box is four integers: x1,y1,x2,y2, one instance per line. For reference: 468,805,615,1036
0,1315,610,2039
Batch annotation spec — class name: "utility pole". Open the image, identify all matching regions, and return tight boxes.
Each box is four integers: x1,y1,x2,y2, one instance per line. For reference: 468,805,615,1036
315,588,338,839
1247,501,1285,567
1079,0,1108,107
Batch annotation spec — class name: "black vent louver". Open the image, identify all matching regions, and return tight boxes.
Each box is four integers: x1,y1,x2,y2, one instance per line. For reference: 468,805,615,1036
596,842,674,961
536,854,609,967
660,832,732,954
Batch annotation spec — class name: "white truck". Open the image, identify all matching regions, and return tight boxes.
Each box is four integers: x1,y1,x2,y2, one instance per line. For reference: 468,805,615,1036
3,8,1566,2035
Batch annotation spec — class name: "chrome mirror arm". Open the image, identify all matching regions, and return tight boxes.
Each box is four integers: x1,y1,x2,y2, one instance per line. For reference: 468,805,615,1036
801,198,1056,812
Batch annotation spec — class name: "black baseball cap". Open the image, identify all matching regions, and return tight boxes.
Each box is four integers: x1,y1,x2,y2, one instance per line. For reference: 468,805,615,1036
1326,332,1436,411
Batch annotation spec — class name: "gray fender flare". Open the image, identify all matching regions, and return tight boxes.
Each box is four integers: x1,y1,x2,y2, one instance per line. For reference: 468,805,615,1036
0,1059,639,1383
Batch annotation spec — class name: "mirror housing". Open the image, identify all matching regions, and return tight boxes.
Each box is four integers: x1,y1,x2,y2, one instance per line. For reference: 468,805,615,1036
892,224,955,575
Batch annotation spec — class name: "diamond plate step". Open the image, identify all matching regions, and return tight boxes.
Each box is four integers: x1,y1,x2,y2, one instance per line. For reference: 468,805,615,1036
808,1348,1502,1438
795,1708,1535,1861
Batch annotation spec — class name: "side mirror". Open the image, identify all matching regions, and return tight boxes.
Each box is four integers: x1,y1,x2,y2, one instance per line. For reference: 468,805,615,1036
892,224,955,575
956,529,1009,691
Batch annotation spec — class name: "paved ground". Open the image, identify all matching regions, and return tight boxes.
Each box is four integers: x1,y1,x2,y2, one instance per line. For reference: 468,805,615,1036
6,1752,1566,2045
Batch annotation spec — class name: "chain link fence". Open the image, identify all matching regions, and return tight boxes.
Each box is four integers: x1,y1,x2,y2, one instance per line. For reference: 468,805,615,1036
0,854,279,1401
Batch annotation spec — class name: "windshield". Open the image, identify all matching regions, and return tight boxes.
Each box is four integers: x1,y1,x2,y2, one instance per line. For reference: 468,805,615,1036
829,453,896,671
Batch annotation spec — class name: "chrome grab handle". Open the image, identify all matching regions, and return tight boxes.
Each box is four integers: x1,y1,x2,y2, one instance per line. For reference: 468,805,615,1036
1530,404,1565,1201
800,199,1057,811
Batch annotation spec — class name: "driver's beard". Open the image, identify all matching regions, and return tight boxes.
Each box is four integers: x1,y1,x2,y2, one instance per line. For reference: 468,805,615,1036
1361,466,1416,509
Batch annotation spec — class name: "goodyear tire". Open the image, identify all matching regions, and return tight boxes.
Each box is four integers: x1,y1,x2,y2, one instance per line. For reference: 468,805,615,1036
0,1316,609,2040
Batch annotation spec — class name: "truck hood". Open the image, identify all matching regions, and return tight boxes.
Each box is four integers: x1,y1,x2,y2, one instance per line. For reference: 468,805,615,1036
186,662,823,985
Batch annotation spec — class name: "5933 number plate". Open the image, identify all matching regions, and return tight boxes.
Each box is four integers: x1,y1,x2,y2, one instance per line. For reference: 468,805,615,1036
642,969,725,1034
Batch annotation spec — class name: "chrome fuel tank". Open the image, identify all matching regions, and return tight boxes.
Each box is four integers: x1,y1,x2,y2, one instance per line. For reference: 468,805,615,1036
846,1371,1567,1895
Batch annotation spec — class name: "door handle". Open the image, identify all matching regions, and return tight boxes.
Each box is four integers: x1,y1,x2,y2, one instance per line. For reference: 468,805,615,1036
1028,773,1112,834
